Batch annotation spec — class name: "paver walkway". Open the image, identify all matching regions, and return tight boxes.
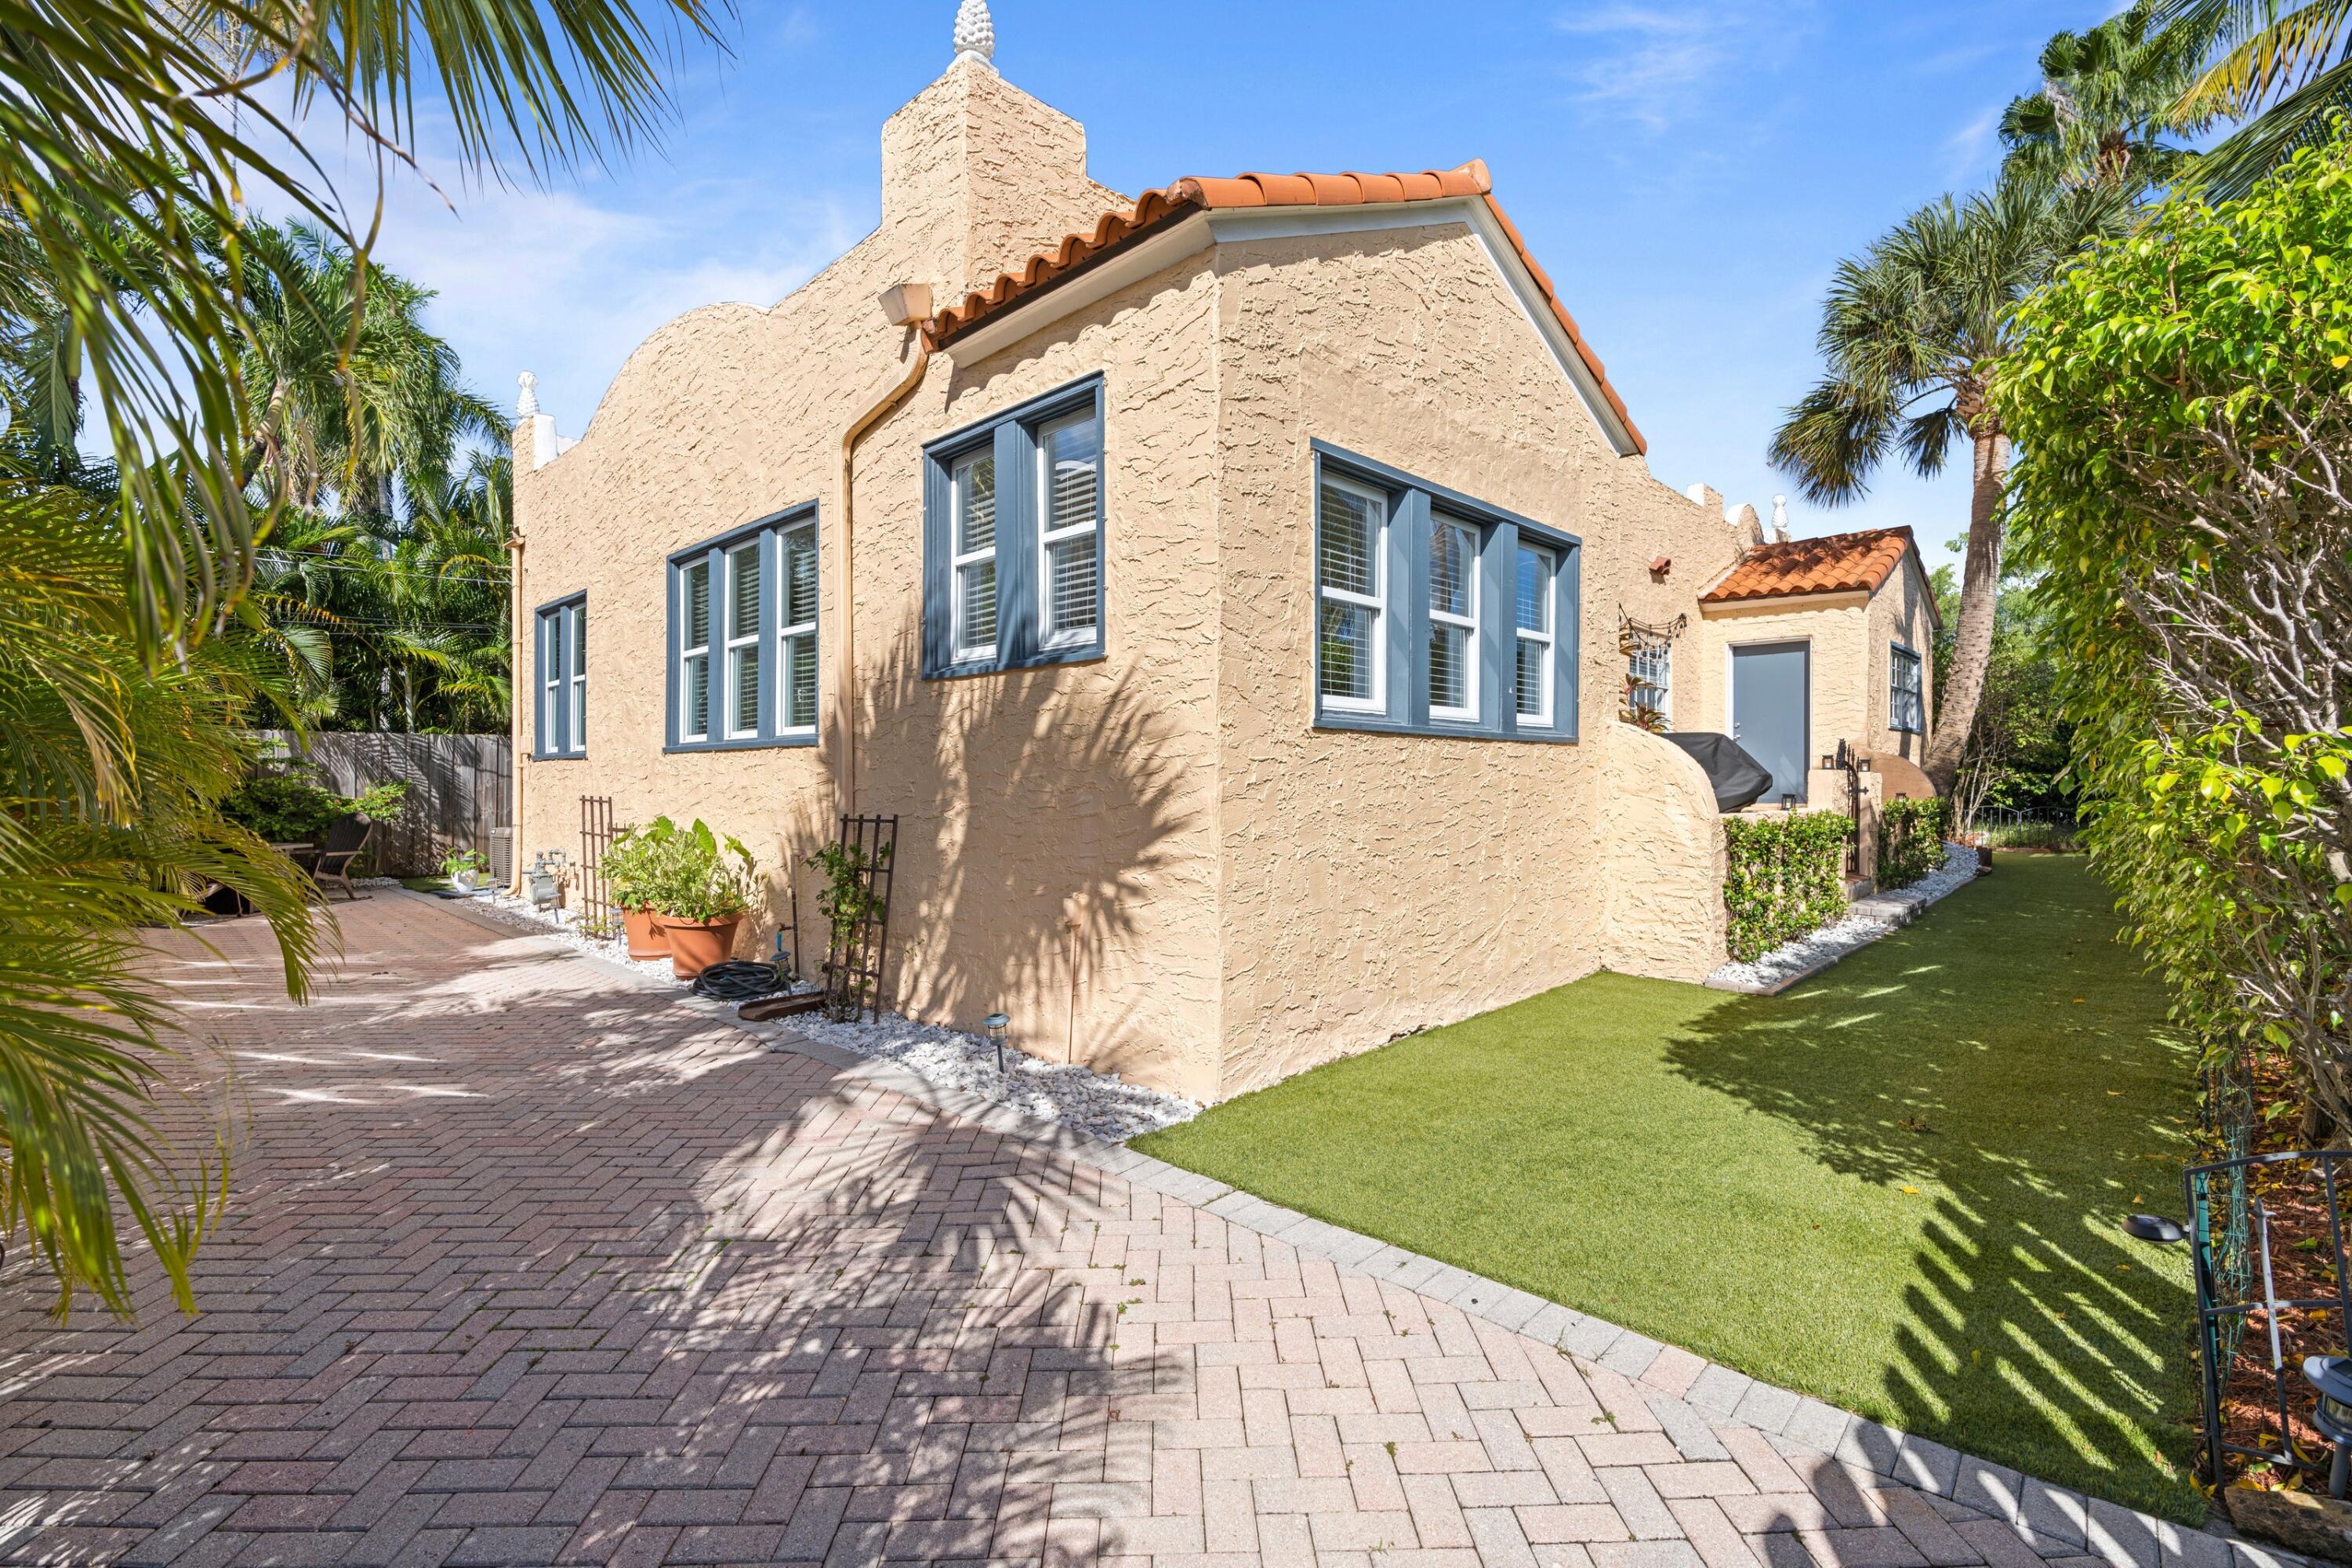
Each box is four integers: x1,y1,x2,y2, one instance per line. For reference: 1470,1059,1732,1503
0,898,2193,1566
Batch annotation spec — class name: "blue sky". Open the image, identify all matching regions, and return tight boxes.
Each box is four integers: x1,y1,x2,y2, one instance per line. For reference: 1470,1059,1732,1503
346,0,2125,561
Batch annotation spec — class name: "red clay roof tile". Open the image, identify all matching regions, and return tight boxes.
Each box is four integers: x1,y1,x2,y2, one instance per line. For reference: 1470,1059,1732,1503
1700,528,1919,605
920,159,1646,453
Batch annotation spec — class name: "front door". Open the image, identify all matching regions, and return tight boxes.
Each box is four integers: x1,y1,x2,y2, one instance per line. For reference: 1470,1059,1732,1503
1732,641,1811,805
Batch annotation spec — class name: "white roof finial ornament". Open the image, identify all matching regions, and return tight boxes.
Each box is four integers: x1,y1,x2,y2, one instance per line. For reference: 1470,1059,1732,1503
953,0,995,68
1772,495,1789,530
517,371,539,420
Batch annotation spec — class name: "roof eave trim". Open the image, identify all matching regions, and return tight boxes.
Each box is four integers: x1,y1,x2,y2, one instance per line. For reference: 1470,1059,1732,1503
1699,587,1873,615
933,209,1214,363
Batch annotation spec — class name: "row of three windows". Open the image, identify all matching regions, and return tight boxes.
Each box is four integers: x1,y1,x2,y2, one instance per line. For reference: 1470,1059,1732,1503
1315,445,1580,740
531,510,819,760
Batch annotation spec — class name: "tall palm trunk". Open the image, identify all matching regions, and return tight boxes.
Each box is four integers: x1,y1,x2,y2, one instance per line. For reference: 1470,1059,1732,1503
1924,427,2011,792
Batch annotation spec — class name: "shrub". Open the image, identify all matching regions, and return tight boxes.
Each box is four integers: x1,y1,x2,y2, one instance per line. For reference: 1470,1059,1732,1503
220,773,345,843
1993,131,2352,1131
1724,811,1854,963
600,817,677,912
1878,796,1951,888
644,819,756,924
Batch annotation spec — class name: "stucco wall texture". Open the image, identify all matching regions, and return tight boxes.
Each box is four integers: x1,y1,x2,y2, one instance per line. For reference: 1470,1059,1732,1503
510,57,1896,1102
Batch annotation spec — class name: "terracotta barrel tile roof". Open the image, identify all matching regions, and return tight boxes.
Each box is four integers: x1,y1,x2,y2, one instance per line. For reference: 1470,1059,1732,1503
920,159,1645,453
1700,527,1918,604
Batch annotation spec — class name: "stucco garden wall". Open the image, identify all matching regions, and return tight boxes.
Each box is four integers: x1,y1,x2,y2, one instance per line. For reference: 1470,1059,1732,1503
1597,724,1730,979
1203,220,1748,1095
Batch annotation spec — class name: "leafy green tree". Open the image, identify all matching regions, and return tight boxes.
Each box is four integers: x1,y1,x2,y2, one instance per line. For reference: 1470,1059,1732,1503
2002,2,2198,193
1928,564,2074,829
0,0,723,1315
1993,132,2352,1131
1769,176,2127,795
2158,0,2352,197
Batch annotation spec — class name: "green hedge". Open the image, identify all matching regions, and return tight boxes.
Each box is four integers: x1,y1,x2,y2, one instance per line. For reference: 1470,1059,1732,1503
1878,796,1951,889
1724,812,1854,963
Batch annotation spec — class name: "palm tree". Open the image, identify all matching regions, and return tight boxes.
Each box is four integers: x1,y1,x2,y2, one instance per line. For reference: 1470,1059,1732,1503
0,0,725,1315
234,220,504,521
2157,0,2352,196
1769,177,2129,795
2001,2,2198,193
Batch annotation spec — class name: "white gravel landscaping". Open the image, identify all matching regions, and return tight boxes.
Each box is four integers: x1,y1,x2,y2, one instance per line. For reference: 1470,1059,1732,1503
423,884,1200,1142
1707,840,1981,994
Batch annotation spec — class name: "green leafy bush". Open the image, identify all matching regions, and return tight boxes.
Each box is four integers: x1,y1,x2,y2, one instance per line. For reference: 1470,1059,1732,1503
644,819,756,924
1878,797,1951,888
220,774,345,844
600,817,677,912
1724,812,1854,963
1993,131,2352,1129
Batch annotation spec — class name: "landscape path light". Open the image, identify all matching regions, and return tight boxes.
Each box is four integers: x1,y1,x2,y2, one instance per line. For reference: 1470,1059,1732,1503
985,1013,1010,1075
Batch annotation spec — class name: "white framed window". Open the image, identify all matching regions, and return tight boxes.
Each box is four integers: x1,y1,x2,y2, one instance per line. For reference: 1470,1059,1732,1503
1038,410,1102,648
1316,475,1387,713
1628,633,1671,726
670,506,819,751
1514,544,1555,725
1428,514,1480,723
779,518,818,736
724,539,763,740
1891,643,1924,734
680,561,712,744
535,596,586,758
952,449,999,663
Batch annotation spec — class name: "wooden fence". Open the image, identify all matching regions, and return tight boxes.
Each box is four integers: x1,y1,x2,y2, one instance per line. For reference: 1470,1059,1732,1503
252,731,510,878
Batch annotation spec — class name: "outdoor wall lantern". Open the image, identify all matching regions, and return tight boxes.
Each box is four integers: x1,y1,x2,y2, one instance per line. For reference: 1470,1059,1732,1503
985,1013,1011,1074
1781,793,1798,812
2308,1356,2352,1496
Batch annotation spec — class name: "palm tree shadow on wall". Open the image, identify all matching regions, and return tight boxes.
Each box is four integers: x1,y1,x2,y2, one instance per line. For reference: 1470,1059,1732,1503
1661,882,2204,1517
766,615,1195,1079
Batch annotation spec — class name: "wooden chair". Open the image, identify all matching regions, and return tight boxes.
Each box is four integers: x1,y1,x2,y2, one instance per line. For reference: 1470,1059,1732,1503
310,816,376,902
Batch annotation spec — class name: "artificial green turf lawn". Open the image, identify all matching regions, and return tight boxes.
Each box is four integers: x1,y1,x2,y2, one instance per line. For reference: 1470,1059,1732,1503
1134,854,2203,1520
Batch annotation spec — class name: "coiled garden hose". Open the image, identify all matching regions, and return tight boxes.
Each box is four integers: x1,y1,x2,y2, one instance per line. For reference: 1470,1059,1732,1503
691,960,791,1000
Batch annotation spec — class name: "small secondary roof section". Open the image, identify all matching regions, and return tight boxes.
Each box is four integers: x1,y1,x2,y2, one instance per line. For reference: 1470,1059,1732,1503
1701,527,1929,611
919,160,1647,455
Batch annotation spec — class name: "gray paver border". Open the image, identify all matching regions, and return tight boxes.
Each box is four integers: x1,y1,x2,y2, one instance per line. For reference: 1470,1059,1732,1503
384,884,2295,1568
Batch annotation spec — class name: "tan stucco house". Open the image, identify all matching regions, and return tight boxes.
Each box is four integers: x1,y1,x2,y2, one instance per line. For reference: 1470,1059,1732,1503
506,12,1936,1102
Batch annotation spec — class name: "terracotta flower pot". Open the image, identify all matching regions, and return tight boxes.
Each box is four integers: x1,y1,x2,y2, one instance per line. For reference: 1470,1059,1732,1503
654,914,742,982
622,906,669,960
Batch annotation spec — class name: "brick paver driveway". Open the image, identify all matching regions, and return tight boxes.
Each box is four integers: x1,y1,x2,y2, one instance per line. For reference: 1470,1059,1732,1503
0,896,2151,1566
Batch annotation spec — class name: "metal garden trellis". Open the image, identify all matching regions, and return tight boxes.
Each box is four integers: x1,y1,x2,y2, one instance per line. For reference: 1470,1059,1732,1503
579,795,617,939
2184,1146,2352,1490
822,814,898,1023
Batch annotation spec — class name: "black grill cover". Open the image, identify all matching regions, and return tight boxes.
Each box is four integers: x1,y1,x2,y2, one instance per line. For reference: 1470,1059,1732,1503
1662,732,1779,813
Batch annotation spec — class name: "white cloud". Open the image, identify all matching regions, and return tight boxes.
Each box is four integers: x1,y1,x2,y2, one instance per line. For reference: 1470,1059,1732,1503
248,106,866,441
1552,2,1814,129
1940,103,2005,187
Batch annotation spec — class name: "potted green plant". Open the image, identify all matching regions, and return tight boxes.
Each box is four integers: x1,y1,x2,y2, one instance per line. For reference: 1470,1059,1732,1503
648,820,756,981
441,848,490,894
601,818,678,959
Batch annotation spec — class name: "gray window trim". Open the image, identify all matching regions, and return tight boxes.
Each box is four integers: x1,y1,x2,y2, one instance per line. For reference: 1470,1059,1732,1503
665,503,821,754
1309,440,1581,744
532,593,587,760
1889,640,1925,735
922,375,1107,679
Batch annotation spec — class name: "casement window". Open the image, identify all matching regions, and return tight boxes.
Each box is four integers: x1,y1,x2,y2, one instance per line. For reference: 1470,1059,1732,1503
1890,642,1925,735
533,595,586,759
667,504,821,752
1515,544,1557,726
1626,628,1671,727
924,376,1106,677
1316,476,1386,713
1311,441,1581,742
